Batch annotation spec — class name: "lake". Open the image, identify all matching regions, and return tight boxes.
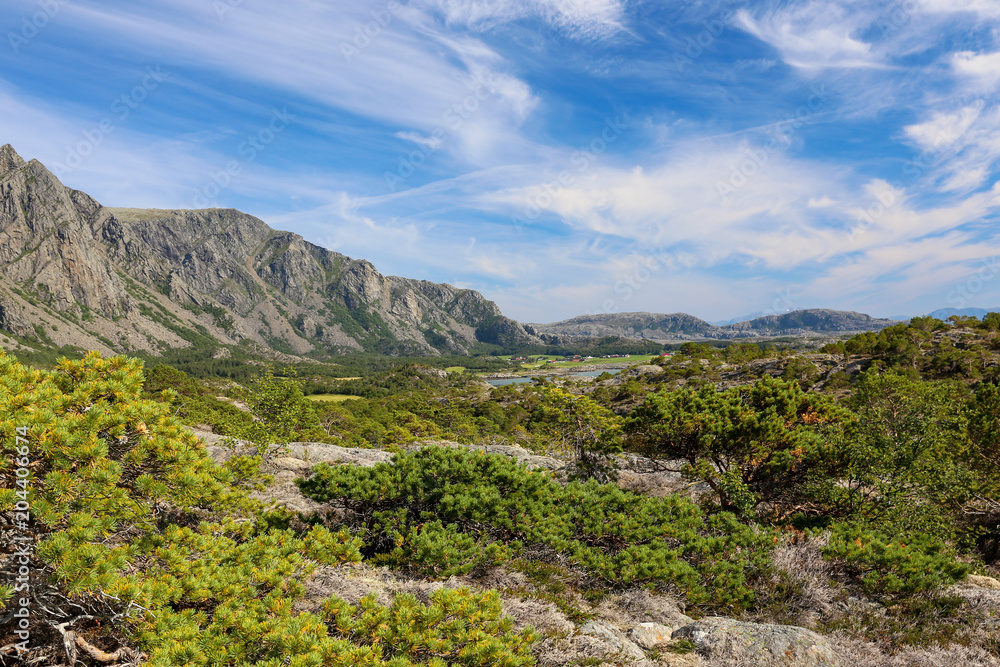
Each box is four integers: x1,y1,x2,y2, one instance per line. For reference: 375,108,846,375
485,369,621,386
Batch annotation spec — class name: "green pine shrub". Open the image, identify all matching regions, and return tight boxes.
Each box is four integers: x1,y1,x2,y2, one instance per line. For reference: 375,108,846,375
531,385,623,481
624,377,851,516
0,352,539,666
375,519,514,578
297,446,774,610
822,523,969,596
323,588,539,667
832,369,974,540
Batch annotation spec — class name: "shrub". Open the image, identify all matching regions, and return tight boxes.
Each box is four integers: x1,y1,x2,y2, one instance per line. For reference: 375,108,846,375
835,370,974,540
532,385,623,481
822,523,969,596
0,352,537,667
323,588,539,667
298,446,773,610
624,377,851,516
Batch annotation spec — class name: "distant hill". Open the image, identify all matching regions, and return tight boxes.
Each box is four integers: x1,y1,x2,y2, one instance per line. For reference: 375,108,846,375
723,309,897,337
525,312,721,340
0,144,542,357
926,307,1000,320
533,309,897,341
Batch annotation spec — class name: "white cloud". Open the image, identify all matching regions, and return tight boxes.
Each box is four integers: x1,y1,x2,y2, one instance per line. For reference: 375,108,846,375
481,141,851,270
904,102,1000,193
396,131,444,150
904,103,982,152
919,0,1000,19
952,51,1000,92
734,2,880,69
59,0,540,171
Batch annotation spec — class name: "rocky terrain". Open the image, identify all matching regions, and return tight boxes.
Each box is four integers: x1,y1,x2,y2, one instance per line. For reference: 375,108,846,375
0,144,542,357
194,430,1000,667
531,310,898,342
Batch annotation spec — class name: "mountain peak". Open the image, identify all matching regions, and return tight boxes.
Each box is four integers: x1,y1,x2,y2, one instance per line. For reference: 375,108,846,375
0,144,26,175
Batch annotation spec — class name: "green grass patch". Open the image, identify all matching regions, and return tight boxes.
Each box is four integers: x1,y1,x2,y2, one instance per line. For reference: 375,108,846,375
307,393,362,402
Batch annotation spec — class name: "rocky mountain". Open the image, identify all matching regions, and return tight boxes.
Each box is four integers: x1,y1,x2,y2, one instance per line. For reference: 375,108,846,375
927,307,1000,320
533,308,897,341
723,308,898,337
0,144,541,357
527,312,722,340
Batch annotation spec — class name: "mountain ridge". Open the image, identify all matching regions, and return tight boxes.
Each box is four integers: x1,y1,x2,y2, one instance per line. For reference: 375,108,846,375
0,144,542,357
0,144,950,358
531,308,899,341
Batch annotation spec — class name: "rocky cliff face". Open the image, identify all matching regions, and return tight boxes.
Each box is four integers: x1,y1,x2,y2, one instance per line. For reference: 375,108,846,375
0,145,540,357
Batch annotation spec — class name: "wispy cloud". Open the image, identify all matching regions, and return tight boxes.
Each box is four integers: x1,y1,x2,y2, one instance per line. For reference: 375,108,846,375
2,0,1000,321
413,0,627,39
919,0,1000,20
734,2,881,70
904,101,1000,193
952,50,1000,92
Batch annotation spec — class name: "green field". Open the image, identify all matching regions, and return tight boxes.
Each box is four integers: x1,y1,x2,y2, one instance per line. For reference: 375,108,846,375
307,393,362,402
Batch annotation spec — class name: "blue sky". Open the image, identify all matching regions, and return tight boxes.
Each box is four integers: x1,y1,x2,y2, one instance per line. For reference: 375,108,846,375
3,0,1000,323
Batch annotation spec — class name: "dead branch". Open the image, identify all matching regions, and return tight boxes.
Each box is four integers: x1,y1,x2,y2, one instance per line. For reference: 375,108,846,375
49,616,146,666
67,632,145,664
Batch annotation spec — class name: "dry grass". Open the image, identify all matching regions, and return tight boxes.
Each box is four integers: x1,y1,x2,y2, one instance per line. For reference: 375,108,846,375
764,531,840,627
594,588,693,630
827,634,1000,666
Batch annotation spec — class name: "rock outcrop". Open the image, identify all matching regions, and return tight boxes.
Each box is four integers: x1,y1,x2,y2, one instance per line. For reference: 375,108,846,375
578,621,648,661
672,618,841,666
0,144,540,356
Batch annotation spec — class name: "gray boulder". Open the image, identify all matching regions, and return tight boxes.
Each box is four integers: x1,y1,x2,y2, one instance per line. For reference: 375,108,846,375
628,622,675,650
673,617,840,666
579,621,648,661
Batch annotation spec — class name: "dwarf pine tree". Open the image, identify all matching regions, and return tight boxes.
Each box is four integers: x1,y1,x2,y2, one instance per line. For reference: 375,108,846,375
0,352,539,666
298,446,773,610
625,377,851,516
533,385,623,481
